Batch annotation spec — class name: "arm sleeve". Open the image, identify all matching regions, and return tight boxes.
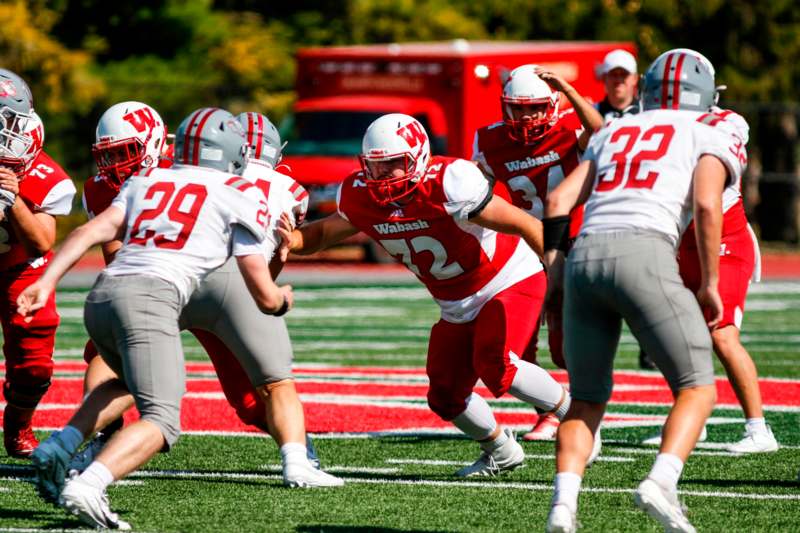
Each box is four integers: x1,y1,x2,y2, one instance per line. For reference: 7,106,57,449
228,185,268,242
38,179,77,215
470,131,495,178
442,159,492,220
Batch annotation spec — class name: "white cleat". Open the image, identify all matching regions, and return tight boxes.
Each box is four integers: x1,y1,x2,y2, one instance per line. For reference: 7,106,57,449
642,426,707,447
726,426,779,454
546,503,578,533
283,461,344,488
68,436,106,474
60,476,131,530
586,429,602,468
634,478,695,533
455,428,525,478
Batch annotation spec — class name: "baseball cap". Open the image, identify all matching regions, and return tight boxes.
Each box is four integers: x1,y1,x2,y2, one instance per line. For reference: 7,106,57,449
599,50,638,76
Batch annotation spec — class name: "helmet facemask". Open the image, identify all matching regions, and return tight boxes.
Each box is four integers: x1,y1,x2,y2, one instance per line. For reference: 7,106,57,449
0,106,34,174
502,98,558,144
360,152,421,206
92,137,150,187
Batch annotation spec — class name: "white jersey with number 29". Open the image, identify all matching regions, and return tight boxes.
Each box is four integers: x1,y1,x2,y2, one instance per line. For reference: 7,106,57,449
105,164,269,305
579,108,743,246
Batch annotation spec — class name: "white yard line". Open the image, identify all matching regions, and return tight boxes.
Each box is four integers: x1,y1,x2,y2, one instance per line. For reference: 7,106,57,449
260,464,400,475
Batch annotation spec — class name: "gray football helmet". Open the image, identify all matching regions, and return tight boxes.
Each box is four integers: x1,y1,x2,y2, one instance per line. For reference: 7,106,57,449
0,69,36,162
641,49,716,112
174,107,247,174
236,112,283,168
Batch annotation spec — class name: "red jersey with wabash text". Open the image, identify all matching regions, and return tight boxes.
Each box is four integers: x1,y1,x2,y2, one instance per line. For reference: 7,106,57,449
337,156,541,324
0,151,76,270
472,111,583,235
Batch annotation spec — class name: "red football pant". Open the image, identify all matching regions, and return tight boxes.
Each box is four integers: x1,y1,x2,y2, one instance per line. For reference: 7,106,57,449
426,272,546,421
679,222,756,330
1,265,59,407
83,330,267,432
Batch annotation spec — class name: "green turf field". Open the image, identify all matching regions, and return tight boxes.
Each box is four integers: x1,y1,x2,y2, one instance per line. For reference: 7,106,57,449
1,280,799,532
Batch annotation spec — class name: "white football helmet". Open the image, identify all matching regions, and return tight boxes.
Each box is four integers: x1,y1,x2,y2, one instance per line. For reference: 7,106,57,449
359,113,431,205
92,101,167,185
501,64,559,144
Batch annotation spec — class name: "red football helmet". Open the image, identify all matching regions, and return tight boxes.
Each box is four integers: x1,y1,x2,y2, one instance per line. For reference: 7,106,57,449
359,113,431,206
501,64,559,144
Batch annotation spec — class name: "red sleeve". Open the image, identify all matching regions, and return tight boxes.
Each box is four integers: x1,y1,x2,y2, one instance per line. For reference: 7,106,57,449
19,151,76,214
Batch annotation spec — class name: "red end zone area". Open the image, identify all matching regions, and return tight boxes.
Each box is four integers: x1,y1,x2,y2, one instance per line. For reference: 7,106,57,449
2,362,799,435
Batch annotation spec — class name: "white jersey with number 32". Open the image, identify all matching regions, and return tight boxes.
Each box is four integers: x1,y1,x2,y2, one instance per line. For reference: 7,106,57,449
579,109,743,246
105,164,268,304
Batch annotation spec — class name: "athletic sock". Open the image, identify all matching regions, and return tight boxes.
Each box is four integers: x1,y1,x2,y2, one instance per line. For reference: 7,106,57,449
451,392,497,441
507,359,565,412
554,390,572,420
480,427,509,453
60,425,85,455
79,461,114,492
280,442,309,467
648,453,684,492
745,417,768,434
552,472,582,513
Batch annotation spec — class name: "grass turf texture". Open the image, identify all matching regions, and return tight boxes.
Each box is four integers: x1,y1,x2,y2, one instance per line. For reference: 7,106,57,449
1,281,799,532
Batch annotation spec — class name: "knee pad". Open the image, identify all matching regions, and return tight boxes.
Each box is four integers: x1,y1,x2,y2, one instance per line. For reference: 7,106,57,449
2,378,51,408
426,388,467,421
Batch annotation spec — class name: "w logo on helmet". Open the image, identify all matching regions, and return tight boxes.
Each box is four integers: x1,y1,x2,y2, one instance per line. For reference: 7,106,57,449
123,108,157,133
397,120,426,149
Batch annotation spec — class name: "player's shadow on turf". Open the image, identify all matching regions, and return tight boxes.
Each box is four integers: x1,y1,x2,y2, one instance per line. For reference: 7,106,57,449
681,478,800,489
297,526,451,533
0,507,78,530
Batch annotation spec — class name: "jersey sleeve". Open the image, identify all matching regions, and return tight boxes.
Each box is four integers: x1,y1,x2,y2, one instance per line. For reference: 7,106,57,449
694,122,746,185
442,158,492,219
287,179,309,226
470,131,495,178
335,181,350,222
110,178,132,214
231,225,266,257
228,184,268,243
38,179,76,215
581,127,608,164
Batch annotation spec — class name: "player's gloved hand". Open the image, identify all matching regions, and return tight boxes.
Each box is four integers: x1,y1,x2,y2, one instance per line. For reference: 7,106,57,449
696,282,723,329
276,212,296,262
273,284,294,316
16,279,55,322
0,167,19,214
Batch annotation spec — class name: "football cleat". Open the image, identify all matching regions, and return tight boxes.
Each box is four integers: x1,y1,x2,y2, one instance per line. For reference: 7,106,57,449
642,426,707,447
283,461,344,488
726,426,779,454
68,435,107,474
31,431,74,504
455,428,525,478
546,503,578,533
586,429,602,467
522,412,560,441
634,478,696,533
3,404,39,459
60,475,130,530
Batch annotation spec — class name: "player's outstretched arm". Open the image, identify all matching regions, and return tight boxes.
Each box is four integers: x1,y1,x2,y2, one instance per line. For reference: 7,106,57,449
693,154,727,328
470,195,544,257
535,68,604,150
236,253,294,315
545,160,595,218
16,206,126,317
277,212,359,259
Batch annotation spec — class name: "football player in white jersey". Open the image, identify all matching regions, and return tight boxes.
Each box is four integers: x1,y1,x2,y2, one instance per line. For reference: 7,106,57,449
540,51,742,532
638,50,778,454
19,108,292,530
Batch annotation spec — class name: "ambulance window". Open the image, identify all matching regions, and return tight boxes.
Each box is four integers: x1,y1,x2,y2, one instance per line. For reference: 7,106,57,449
281,111,384,156
413,114,447,155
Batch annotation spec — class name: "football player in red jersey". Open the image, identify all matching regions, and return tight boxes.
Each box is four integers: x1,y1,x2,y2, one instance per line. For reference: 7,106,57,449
0,69,77,458
280,114,584,477
472,64,603,441
75,102,336,486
